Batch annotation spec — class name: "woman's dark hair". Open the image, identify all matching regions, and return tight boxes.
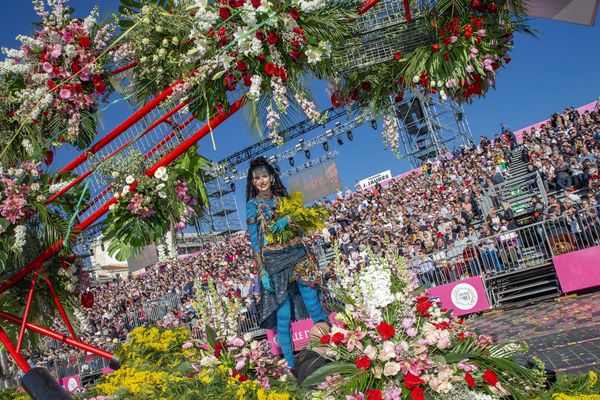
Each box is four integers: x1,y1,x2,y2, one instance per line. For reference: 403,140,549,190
246,157,288,201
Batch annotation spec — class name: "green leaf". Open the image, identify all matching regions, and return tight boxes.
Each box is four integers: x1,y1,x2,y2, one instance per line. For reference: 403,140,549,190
302,361,358,387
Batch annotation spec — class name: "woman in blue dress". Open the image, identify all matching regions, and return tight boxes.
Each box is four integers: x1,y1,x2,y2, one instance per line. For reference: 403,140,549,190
245,157,327,368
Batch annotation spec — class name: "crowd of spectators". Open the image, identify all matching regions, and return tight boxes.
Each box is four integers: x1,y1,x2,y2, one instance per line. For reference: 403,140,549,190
18,103,600,381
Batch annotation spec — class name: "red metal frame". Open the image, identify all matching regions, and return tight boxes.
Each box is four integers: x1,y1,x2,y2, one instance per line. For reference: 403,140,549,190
0,0,381,374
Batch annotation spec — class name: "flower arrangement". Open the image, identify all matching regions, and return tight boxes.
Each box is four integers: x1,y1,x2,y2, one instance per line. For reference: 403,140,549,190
0,0,115,163
88,325,297,399
331,0,531,117
532,370,600,400
111,0,357,144
266,191,328,245
301,252,546,399
97,146,209,261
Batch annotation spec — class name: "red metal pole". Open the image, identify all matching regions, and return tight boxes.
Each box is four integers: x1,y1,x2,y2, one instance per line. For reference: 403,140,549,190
147,97,245,176
44,274,78,341
143,115,196,159
110,61,138,75
358,0,380,14
0,99,242,296
16,268,39,353
0,311,114,360
45,99,190,204
0,325,31,373
57,78,184,175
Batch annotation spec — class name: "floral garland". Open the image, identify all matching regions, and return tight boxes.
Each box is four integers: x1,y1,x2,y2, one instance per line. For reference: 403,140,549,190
331,0,530,117
0,0,115,163
112,0,357,146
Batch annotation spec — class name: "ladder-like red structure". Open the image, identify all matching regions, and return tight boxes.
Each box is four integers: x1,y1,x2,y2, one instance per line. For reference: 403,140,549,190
0,0,380,377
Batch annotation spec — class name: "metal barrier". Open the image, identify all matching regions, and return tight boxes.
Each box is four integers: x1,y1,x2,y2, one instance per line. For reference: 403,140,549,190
481,171,547,217
407,208,600,288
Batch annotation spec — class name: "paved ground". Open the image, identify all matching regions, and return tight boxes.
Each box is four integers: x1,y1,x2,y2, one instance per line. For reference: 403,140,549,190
467,291,600,374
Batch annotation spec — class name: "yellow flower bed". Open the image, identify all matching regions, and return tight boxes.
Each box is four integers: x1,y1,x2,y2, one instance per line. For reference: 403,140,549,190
94,367,183,398
552,395,600,400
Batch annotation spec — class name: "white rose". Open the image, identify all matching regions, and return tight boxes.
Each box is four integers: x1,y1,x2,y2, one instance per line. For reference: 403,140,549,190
113,192,120,199
122,185,130,196
364,344,377,360
125,175,135,184
154,166,167,180
109,204,116,211
383,361,401,377
158,191,167,199
156,183,166,191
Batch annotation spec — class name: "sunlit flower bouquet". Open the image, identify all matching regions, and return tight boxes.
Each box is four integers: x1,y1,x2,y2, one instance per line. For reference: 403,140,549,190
0,0,115,158
97,148,206,261
303,252,546,400
267,191,328,245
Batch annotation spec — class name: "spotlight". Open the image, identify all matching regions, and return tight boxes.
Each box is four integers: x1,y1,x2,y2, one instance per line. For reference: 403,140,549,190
304,162,310,168
304,149,311,159
455,111,464,121
347,130,353,141
370,119,378,130
337,136,344,145
288,157,295,166
322,141,329,151
325,129,334,138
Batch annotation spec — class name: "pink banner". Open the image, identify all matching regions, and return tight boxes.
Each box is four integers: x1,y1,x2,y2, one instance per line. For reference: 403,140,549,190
266,313,337,355
427,276,491,316
553,246,600,293
59,375,81,393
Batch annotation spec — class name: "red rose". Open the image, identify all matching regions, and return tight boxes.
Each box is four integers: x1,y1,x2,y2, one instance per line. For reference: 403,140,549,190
71,60,81,74
258,54,266,62
471,0,483,10
73,83,83,93
274,66,285,77
431,43,441,52
416,301,432,317
264,62,276,75
47,80,57,90
236,60,248,71
289,49,301,61
503,56,511,64
288,8,299,20
483,369,498,386
366,389,383,400
44,150,54,166
80,291,94,308
404,373,424,390
291,39,300,47
228,0,241,8
465,372,476,388
376,321,395,340
350,88,360,100
293,27,304,35
255,30,265,40
330,92,341,107
320,334,331,344
443,53,449,61
251,0,261,8
394,91,404,102
487,2,498,13
393,52,402,61
40,52,47,62
266,32,279,45
361,81,372,91
94,81,107,95
331,332,344,345
442,37,451,46
410,387,424,400
242,74,252,86
53,65,59,74
457,332,466,340
491,62,500,70
214,342,227,358
219,7,231,20
355,355,371,370
78,36,91,49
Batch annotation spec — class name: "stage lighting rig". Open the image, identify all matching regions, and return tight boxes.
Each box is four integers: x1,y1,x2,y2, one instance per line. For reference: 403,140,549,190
304,149,311,159
337,136,344,145
288,157,295,166
347,130,354,141
370,119,378,130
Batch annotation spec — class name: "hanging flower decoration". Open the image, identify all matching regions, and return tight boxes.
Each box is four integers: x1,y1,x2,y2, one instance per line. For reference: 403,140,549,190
111,0,358,146
0,0,115,163
97,146,210,261
331,0,531,115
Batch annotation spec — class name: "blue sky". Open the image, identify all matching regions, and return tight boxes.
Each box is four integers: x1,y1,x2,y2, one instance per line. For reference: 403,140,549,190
2,1,599,222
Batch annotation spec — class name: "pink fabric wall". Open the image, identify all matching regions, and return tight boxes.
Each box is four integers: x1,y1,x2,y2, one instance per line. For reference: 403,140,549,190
553,246,600,293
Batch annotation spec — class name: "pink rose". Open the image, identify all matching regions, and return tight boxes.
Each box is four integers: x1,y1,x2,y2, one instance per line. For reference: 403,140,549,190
42,62,53,73
59,88,71,99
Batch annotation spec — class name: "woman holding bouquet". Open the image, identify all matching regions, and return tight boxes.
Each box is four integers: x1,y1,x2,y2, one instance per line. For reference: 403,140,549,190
245,157,327,368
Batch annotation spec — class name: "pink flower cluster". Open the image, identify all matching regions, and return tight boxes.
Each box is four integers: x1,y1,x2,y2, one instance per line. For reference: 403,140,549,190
175,180,197,206
0,162,44,225
126,193,156,218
